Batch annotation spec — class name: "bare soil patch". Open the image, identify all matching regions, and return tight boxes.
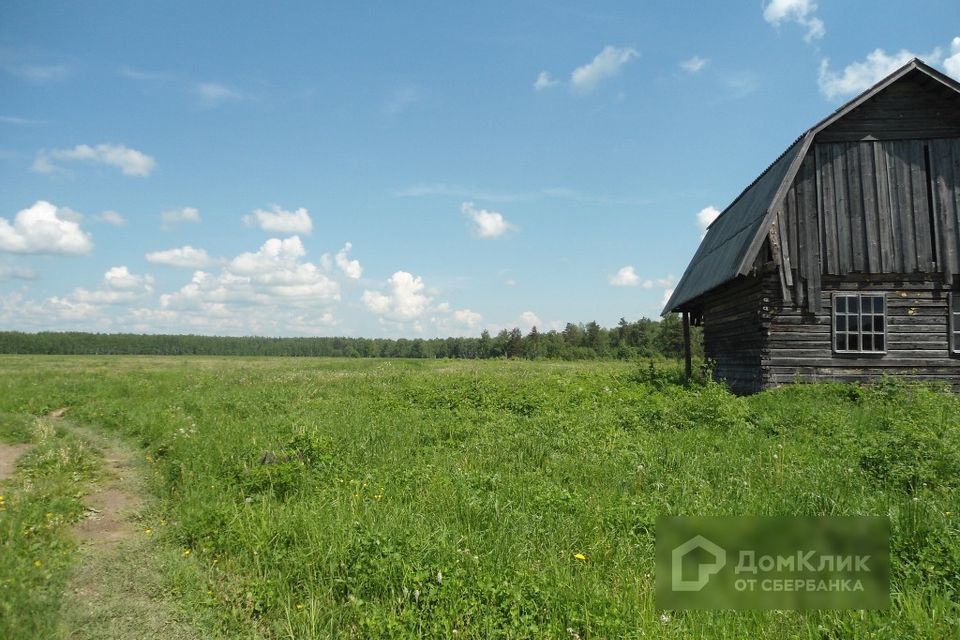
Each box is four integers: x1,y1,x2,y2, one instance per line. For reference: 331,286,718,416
0,442,32,481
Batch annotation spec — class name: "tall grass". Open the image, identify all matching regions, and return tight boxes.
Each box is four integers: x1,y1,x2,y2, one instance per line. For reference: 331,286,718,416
0,356,957,638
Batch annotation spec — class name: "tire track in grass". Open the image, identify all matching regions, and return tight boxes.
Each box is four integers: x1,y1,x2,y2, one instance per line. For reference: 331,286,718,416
46,411,206,640
0,442,32,481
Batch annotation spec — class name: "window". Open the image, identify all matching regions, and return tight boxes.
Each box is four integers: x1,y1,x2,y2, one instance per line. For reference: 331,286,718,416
951,293,960,354
833,293,885,354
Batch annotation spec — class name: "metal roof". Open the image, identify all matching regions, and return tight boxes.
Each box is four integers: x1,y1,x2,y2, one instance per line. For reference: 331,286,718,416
662,58,960,315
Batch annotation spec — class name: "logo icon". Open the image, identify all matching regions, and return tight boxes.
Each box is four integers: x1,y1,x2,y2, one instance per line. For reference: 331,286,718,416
672,535,726,591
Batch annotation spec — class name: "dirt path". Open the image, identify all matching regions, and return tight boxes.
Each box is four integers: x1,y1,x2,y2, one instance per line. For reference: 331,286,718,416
0,442,33,481
49,417,206,640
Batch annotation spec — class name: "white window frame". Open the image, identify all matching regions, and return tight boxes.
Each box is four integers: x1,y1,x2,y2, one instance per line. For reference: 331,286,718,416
832,292,887,355
950,292,960,355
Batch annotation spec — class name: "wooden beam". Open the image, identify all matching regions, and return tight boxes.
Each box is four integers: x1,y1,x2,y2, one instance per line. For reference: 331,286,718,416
682,311,692,379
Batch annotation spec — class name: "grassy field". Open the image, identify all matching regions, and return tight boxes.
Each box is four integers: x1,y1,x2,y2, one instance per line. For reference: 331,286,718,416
0,356,958,638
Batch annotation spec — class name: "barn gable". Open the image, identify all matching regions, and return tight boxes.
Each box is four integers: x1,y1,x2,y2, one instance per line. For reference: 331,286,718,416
664,59,960,315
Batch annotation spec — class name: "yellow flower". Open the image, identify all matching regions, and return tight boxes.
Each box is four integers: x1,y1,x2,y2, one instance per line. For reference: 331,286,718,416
182,549,191,557
574,553,586,561
34,559,42,568
296,603,305,610
144,528,153,535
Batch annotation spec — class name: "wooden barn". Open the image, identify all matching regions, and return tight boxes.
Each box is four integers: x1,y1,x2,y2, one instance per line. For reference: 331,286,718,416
663,59,960,393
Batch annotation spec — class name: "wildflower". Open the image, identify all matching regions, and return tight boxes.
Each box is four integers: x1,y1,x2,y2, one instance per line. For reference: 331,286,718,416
144,528,152,535
296,603,305,610
660,613,670,624
182,549,191,557
34,560,42,568
437,570,443,584
574,553,586,561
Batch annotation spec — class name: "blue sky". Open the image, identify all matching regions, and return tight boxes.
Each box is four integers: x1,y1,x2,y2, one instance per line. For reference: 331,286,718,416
1,1,958,337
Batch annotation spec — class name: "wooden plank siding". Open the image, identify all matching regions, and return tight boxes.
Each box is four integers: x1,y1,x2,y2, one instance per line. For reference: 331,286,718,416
760,274,960,389
698,274,768,394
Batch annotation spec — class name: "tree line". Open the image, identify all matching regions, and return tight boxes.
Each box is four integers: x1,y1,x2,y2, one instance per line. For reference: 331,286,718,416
0,316,703,360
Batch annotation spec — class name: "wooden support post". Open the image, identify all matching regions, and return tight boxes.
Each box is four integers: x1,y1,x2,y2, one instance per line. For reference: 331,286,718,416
682,311,692,379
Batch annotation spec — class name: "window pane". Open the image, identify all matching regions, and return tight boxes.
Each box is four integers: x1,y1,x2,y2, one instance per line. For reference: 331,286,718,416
863,335,873,351
875,334,884,351
836,334,847,351
849,315,859,331
873,296,884,313
836,297,847,312
836,316,847,331
849,296,860,313
863,316,873,332
875,316,883,331
849,334,859,351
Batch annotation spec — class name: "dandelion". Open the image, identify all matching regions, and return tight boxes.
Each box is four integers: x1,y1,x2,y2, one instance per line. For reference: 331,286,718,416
574,553,586,561
182,549,191,557
34,559,42,568
296,603,305,610
144,528,153,535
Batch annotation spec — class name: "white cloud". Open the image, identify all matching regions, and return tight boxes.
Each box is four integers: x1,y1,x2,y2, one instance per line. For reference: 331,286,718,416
609,265,641,287
0,200,93,255
818,47,943,100
534,71,559,90
680,56,708,73
697,205,721,237
95,210,126,226
452,308,483,328
33,143,155,176
334,242,362,279
641,279,653,289
161,236,340,310
161,207,201,229
661,288,674,308
194,82,243,108
361,271,432,320
70,266,155,304
519,311,541,330
146,246,216,268
243,205,313,235
656,275,678,287
570,46,638,94
383,85,420,116
944,37,960,80
763,0,825,42
461,202,516,238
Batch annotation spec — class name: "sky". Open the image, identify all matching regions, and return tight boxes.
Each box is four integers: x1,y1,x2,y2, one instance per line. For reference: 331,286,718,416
1,1,959,338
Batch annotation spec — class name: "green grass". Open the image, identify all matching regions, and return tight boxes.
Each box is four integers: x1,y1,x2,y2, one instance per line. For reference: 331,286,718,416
0,356,958,638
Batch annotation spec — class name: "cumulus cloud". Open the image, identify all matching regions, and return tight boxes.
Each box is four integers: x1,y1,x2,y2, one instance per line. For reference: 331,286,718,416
361,271,432,320
334,242,362,279
818,47,943,100
161,236,340,310
146,245,216,268
609,265,641,286
0,262,35,281
570,46,638,94
33,143,155,176
0,200,93,255
697,205,721,237
763,0,825,42
452,308,483,328
519,311,542,330
533,71,559,90
661,288,675,308
680,56,708,73
69,266,155,304
943,37,960,79
461,202,516,238
243,205,313,235
161,207,201,229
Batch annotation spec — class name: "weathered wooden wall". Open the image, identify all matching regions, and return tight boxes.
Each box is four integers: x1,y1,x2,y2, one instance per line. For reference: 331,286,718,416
699,274,768,394
761,274,960,388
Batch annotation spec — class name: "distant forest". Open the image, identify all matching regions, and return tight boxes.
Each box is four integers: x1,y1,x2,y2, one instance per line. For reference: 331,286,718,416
0,316,703,360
